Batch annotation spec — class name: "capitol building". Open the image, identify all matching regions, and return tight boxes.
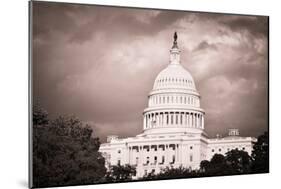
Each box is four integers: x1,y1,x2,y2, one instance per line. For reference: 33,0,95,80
99,33,256,178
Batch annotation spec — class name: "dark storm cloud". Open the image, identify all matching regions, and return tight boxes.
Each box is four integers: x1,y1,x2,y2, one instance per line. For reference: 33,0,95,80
222,16,268,37
32,1,268,142
193,41,218,52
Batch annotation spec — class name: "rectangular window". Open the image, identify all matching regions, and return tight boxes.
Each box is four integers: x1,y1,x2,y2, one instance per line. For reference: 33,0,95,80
117,159,121,165
190,154,193,162
159,156,165,164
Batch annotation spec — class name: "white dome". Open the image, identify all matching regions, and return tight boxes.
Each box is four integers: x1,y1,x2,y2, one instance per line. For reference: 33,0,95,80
142,32,205,136
153,63,196,91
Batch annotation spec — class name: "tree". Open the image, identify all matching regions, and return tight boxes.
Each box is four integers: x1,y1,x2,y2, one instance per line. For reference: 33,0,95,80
200,160,210,173
33,102,49,126
251,132,269,173
105,164,136,182
225,149,251,174
33,105,106,188
202,154,231,176
142,166,198,180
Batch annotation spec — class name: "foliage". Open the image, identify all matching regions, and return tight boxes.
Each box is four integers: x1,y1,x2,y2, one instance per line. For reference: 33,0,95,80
105,164,136,182
33,105,106,188
33,102,49,126
200,150,252,176
225,149,252,174
251,132,269,173
142,166,198,180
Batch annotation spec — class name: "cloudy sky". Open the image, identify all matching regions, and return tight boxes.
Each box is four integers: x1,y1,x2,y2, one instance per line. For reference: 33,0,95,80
32,1,268,142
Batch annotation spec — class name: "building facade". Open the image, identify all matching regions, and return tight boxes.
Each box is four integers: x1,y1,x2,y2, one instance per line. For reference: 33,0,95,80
99,33,256,178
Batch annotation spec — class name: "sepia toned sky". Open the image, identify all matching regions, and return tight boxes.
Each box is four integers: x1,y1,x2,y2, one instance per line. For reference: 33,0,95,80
32,1,268,142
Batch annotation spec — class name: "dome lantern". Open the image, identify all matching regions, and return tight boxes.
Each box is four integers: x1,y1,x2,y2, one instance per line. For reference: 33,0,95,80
170,31,181,65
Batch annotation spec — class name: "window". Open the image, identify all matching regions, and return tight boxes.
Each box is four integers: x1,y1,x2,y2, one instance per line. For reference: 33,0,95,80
190,146,193,150
190,154,193,162
136,157,139,165
172,155,175,164
212,149,215,152
118,150,121,154
242,147,245,150
146,157,150,164
219,148,221,152
117,159,121,165
159,156,165,165
154,156,157,164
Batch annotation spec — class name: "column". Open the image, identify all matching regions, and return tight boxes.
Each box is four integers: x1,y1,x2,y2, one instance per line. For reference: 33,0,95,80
175,113,178,126
129,147,131,164
188,112,192,127
149,114,152,128
175,144,179,163
152,113,154,128
191,113,195,127
148,114,150,128
189,113,192,127
154,113,157,128
159,113,162,127
196,113,198,128
198,114,200,128
140,146,143,166
143,115,146,129
169,113,172,125
165,144,169,165
161,112,164,127
199,114,202,128
179,144,182,163
163,112,166,127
